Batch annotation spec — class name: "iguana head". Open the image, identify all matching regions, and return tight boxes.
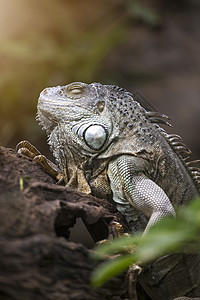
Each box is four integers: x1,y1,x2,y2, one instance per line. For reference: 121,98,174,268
37,82,121,155
37,82,156,158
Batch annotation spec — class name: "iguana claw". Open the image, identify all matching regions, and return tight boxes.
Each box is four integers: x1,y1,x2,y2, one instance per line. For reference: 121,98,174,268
127,264,142,300
16,140,63,183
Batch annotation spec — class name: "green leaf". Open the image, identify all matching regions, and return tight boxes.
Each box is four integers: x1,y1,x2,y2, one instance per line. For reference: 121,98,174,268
92,235,140,260
127,0,160,26
19,176,31,191
91,254,135,287
91,198,200,286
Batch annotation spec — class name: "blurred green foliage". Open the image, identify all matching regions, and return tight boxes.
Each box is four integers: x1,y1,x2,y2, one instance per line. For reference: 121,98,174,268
126,0,160,26
91,197,200,287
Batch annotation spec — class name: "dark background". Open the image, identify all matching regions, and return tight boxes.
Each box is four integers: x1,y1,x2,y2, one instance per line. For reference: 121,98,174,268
0,0,200,159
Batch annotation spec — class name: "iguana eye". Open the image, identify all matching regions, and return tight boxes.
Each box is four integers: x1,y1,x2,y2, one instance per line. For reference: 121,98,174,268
83,125,107,150
64,82,86,98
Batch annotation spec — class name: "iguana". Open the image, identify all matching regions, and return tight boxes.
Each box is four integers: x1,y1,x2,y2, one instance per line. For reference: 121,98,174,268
17,82,200,299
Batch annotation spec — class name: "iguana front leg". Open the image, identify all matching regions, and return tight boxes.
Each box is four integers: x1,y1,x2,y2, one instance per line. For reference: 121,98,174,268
108,155,176,234
16,141,91,193
16,141,80,187
16,140,64,183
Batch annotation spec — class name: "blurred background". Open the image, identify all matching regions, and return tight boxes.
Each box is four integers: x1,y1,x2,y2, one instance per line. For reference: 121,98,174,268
0,0,200,158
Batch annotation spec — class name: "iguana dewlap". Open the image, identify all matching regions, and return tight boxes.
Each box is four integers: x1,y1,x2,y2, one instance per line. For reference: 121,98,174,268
37,82,200,234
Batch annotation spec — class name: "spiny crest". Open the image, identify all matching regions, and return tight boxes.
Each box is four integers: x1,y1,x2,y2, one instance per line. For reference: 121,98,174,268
146,111,172,128
164,132,200,191
165,133,191,156
185,160,200,188
145,107,200,191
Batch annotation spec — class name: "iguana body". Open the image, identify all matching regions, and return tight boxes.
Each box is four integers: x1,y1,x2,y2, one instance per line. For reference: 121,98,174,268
37,82,199,235
18,82,200,299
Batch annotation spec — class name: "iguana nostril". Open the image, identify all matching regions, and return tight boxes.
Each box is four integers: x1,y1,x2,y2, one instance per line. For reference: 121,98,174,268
42,87,52,95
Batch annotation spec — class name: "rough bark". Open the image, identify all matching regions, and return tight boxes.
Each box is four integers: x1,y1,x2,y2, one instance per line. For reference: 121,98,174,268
0,145,130,300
